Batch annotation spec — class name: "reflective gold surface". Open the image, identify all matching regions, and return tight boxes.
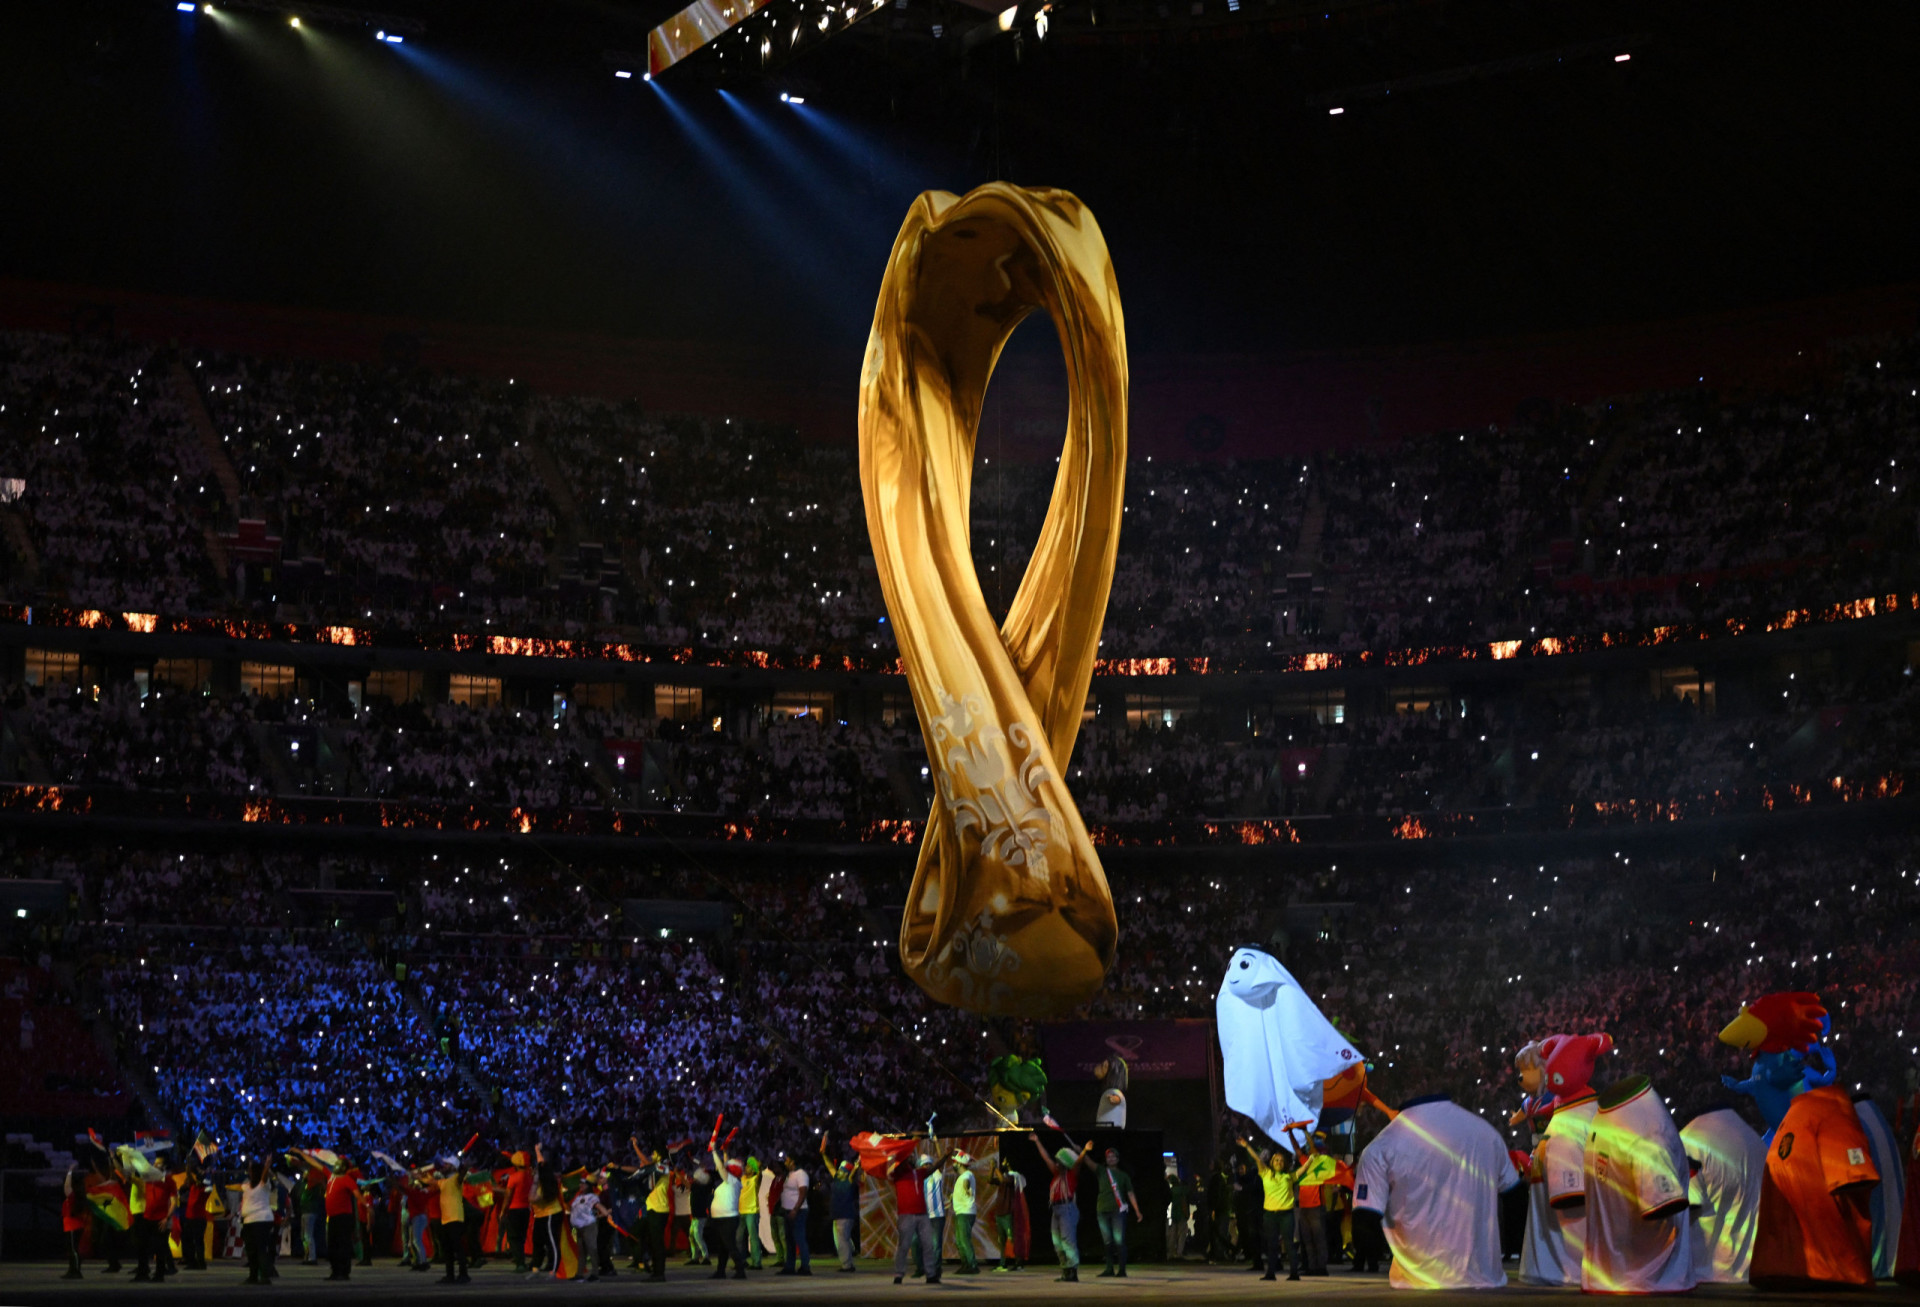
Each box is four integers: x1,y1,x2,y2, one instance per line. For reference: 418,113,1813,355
859,183,1126,1016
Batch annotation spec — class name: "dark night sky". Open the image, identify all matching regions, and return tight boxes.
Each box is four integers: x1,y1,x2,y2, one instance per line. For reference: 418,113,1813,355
3,0,1916,358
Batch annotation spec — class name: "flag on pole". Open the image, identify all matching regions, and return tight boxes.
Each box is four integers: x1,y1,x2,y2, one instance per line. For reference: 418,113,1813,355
850,1131,918,1179
85,1179,131,1232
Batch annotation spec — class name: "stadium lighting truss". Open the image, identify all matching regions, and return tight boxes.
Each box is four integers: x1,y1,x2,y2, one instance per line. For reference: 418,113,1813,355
640,0,899,79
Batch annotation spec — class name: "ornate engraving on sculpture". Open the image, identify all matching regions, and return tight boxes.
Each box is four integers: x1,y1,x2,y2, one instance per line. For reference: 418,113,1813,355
930,691,1057,890
859,183,1127,1016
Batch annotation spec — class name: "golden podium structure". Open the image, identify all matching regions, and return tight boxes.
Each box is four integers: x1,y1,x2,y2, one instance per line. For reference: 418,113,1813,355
859,184,1126,1017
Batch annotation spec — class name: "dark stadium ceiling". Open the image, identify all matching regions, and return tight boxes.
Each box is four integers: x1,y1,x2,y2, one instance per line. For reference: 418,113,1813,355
3,0,1916,356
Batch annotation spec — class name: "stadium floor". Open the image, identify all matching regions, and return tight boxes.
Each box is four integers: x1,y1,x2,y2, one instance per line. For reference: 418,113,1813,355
0,1262,1915,1305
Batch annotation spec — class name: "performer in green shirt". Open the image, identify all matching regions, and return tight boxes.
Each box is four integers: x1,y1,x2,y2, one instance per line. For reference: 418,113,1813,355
1091,1148,1143,1278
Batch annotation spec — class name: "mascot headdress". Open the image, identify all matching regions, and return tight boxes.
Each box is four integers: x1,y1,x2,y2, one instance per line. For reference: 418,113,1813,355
1717,991,1834,1138
1538,1032,1613,1107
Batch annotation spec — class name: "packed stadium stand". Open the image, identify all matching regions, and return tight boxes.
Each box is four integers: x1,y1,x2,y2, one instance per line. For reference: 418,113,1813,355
1,325,1916,1238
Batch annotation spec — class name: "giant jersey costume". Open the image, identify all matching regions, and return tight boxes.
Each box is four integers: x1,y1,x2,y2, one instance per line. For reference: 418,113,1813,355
1353,1095,1518,1290
1853,1092,1905,1280
1679,1105,1765,1284
1580,1077,1694,1295
1750,1084,1879,1288
1518,1091,1598,1285
1718,991,1880,1287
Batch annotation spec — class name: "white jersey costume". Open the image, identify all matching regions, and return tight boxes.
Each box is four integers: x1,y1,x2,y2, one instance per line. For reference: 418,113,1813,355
1853,1093,1905,1280
1581,1079,1695,1294
1353,1095,1519,1290
1679,1105,1765,1284
1518,1091,1599,1285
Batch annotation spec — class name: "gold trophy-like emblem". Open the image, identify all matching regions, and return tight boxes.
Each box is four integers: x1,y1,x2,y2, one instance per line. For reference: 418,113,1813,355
859,183,1125,1016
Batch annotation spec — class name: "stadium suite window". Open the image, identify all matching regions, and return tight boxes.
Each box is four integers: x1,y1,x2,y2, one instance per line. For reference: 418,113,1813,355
152,658,213,694
654,684,703,721
1125,693,1196,729
363,669,426,706
22,648,79,689
1271,689,1344,726
449,674,503,708
574,680,629,711
770,690,833,721
1391,689,1454,717
241,661,296,699
1651,666,1714,711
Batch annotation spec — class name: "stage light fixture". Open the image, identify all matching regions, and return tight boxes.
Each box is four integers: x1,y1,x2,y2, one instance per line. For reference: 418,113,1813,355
616,68,633,77
177,2,197,11
1614,52,1630,61
1328,106,1344,114
384,32,401,41
289,14,300,25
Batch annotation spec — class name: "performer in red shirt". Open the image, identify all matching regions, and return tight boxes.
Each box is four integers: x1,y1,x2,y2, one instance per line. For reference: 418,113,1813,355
323,1159,361,1281
888,1147,942,1285
355,1184,376,1268
145,1172,177,1280
180,1158,211,1271
61,1165,90,1280
504,1150,535,1272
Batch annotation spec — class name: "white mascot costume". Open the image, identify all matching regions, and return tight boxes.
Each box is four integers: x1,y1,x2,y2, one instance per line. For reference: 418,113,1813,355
1216,946,1361,1137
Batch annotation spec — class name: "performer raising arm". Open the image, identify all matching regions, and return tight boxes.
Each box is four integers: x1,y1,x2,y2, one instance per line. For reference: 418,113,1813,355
1030,1127,1094,1283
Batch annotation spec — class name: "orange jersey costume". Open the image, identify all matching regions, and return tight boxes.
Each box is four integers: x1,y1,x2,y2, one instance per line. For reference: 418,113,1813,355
1750,1084,1879,1288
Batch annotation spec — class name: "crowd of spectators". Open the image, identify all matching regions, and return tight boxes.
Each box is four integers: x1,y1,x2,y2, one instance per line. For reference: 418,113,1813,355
15,683,272,794
663,714,907,820
3,324,1917,1173
1068,711,1273,823
3,661,1910,828
4,329,1917,661
5,823,1912,1164
97,933,466,1151
333,700,604,809
0,332,226,613
192,350,558,629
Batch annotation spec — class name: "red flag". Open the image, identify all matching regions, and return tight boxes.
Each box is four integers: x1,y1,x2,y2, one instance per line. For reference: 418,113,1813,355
850,1132,918,1180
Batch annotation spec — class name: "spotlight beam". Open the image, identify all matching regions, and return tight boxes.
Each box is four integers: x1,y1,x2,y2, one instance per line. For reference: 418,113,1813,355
191,0,425,35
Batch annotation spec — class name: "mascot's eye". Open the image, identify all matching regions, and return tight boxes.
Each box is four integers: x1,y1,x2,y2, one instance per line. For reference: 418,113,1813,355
1238,959,1249,970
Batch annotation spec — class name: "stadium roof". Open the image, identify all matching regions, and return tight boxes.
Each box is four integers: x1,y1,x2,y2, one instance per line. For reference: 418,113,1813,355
2,2,1914,356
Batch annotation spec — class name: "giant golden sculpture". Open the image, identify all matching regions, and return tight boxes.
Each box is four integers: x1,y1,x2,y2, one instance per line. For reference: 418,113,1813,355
859,183,1126,1017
